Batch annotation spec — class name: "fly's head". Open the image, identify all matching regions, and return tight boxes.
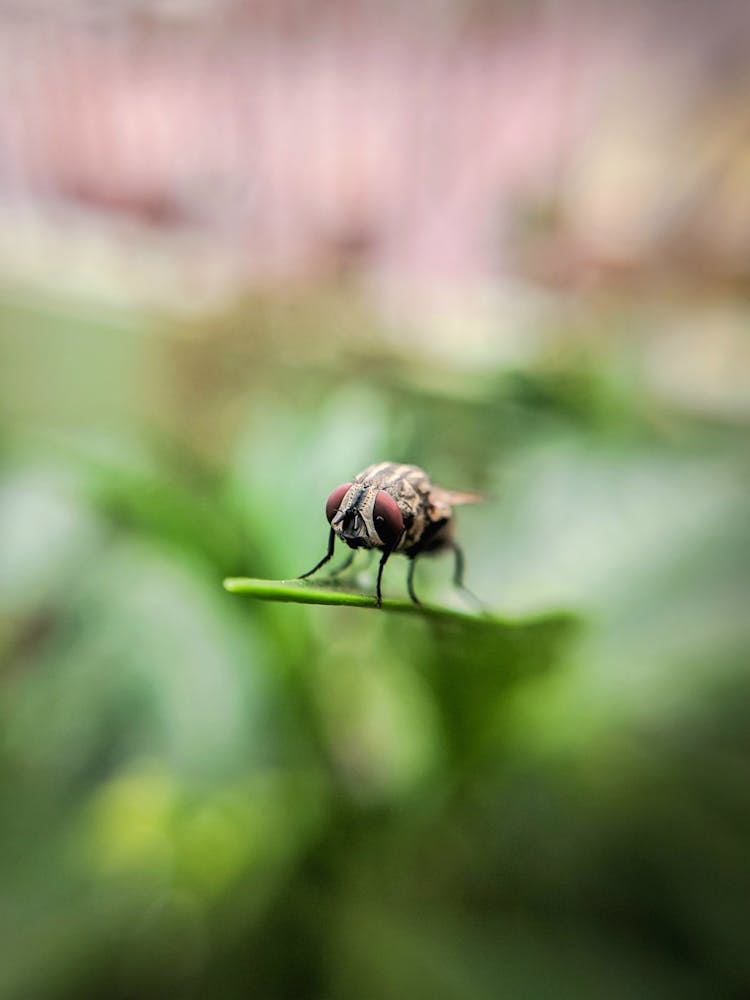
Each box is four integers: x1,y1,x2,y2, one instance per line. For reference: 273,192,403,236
325,482,404,551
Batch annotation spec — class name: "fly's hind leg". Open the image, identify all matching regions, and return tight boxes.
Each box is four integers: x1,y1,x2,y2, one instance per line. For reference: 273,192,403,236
406,556,421,606
451,541,465,588
449,540,484,611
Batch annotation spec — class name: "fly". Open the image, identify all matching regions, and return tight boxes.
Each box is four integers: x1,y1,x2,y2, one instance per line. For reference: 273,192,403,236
299,462,482,607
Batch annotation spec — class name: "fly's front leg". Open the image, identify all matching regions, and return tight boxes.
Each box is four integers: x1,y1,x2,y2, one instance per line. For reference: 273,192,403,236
375,548,394,608
299,528,336,579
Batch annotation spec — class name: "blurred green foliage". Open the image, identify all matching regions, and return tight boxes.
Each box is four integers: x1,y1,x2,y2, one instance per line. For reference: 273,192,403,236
1,282,749,1000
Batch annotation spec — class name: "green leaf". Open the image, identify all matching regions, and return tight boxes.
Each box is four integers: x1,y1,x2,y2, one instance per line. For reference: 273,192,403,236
224,576,504,623
223,577,581,769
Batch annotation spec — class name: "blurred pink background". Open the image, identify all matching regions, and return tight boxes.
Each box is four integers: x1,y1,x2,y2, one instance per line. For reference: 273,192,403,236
2,0,750,293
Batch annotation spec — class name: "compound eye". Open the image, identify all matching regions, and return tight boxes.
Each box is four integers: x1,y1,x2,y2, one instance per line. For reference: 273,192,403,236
326,483,352,523
373,490,404,546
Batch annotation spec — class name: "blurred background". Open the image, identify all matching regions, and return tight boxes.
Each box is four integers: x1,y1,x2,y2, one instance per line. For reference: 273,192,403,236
1,1,749,997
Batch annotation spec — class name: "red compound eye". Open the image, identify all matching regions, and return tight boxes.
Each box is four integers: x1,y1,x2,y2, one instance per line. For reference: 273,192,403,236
326,483,352,523
373,490,403,546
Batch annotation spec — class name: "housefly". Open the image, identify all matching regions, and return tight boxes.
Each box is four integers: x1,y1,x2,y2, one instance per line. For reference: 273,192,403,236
299,462,481,607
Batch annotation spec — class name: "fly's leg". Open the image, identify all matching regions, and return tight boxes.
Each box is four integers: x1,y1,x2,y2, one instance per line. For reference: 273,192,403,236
450,541,484,611
299,529,335,579
452,541,465,588
406,556,421,606
327,551,356,577
375,548,394,608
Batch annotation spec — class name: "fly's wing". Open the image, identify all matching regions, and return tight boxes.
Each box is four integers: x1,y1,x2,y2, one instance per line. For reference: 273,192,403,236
438,488,484,505
428,484,484,520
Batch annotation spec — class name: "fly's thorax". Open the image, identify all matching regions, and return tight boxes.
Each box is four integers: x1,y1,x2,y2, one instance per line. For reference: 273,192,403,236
365,466,433,550
356,462,430,495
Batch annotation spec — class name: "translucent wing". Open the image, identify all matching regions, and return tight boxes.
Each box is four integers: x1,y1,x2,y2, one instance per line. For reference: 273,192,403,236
435,487,484,506
428,484,485,520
